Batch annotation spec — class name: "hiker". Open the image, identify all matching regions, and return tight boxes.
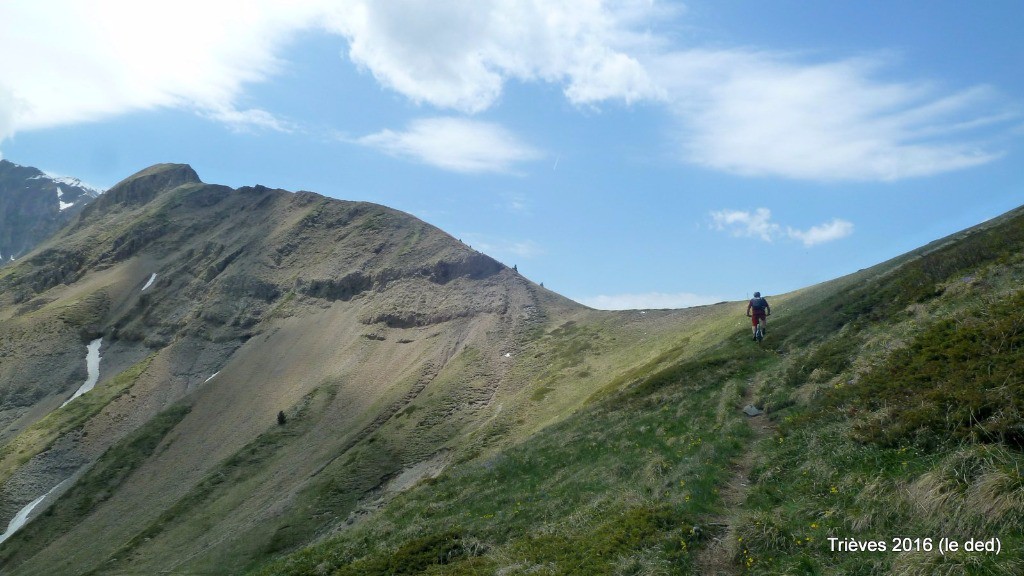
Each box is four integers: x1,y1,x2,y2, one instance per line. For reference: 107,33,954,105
746,292,770,340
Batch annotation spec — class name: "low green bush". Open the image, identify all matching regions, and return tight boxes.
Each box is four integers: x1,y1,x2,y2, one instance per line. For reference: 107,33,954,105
835,291,1024,450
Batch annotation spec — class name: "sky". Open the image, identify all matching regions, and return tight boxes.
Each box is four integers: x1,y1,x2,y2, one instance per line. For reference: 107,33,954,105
1,1,1021,309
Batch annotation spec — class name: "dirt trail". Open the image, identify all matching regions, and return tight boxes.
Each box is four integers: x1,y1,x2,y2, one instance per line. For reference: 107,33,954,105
696,377,777,575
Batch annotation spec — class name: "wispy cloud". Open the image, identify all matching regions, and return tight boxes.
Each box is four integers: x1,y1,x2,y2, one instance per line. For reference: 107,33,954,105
0,86,16,144
358,117,541,174
329,7,1015,180
501,192,531,214
652,51,1012,181
201,106,296,133
329,4,1016,180
332,5,1016,180
460,233,543,260
710,208,853,247
575,291,723,310
507,241,543,258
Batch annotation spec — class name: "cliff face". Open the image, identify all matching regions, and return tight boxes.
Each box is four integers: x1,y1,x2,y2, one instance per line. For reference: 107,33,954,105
0,160,101,263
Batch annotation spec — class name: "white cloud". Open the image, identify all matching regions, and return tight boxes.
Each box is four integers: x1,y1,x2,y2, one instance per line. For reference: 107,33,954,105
710,208,853,247
0,85,22,147
575,291,723,310
651,50,1011,181
321,1,665,113
710,208,779,241
786,219,854,247
0,1,322,135
325,9,1014,179
358,117,540,173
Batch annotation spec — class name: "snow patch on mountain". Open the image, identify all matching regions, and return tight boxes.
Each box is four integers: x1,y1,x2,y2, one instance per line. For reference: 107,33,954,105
61,338,103,407
0,478,71,545
57,187,75,211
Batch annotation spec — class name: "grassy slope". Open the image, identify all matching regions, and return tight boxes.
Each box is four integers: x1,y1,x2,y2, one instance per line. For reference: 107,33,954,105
256,324,762,576
76,304,732,576
251,207,1024,575
733,207,1024,575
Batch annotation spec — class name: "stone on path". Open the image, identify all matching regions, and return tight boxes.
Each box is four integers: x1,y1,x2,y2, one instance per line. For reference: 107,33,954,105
743,404,763,417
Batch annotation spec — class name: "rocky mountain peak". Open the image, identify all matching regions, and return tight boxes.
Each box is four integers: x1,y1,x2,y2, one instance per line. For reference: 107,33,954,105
95,163,201,209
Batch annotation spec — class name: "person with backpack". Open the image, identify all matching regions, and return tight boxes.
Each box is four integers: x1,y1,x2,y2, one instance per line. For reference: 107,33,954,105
746,292,771,340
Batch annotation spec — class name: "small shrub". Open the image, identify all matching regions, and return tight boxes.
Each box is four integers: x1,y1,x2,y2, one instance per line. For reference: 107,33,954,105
836,291,1024,450
335,531,467,576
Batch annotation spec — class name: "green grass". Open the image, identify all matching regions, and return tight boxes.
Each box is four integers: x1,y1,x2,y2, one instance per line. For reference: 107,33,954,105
732,414,1024,575
541,320,596,369
719,210,1024,575
835,290,1024,450
775,207,1024,347
252,332,768,576
396,223,424,257
54,291,111,329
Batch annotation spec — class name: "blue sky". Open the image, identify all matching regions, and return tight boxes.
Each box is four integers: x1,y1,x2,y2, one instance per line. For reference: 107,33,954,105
1,1,1021,308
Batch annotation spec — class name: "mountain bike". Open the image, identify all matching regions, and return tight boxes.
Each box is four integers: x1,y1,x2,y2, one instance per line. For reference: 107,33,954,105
752,316,767,343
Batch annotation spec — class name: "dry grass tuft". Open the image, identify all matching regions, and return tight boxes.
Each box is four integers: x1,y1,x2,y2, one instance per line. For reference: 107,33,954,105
966,458,1024,532
890,550,1022,576
612,547,673,576
909,445,1024,533
850,477,909,533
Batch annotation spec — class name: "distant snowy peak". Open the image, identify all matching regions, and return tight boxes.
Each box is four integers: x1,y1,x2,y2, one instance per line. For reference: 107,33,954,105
0,159,105,265
40,172,104,197
30,171,105,201
21,167,104,213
